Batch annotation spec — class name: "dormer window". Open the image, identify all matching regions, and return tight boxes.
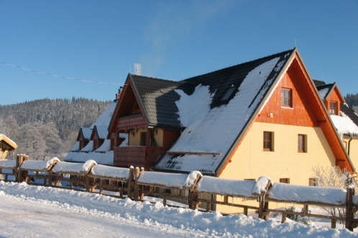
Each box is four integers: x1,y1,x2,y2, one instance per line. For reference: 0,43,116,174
281,88,292,108
329,101,338,115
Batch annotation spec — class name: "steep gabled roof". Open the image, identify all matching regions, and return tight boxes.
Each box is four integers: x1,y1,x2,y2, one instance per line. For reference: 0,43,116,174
154,49,295,175
313,80,345,103
109,74,183,130
129,74,183,128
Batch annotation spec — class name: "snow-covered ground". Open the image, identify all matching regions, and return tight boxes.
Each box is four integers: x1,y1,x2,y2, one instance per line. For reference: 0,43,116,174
1,181,358,237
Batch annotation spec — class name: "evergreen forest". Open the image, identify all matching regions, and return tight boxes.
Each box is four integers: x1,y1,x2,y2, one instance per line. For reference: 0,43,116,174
0,98,111,160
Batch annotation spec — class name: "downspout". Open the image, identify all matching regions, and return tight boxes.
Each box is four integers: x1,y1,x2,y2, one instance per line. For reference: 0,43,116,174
347,135,353,156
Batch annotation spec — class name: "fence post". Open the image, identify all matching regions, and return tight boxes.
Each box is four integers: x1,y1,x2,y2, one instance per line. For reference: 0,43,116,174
345,175,357,231
188,189,199,210
258,193,269,220
133,167,142,201
345,186,355,231
15,154,28,182
127,166,134,199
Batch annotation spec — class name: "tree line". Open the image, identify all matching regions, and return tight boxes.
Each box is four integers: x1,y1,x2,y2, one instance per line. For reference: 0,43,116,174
0,98,111,160
345,93,358,109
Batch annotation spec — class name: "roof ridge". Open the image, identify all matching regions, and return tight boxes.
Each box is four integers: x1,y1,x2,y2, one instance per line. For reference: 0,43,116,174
129,73,178,83
182,48,295,82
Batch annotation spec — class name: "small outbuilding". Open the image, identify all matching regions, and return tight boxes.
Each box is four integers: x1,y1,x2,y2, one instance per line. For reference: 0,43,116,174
0,134,18,160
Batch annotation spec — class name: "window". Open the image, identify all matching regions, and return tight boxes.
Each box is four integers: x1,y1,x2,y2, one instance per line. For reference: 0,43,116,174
279,178,290,184
263,131,274,151
140,132,147,146
309,178,318,186
329,101,338,115
298,134,307,153
281,88,292,107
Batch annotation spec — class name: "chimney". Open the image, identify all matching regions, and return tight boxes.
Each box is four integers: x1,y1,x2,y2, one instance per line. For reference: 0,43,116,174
115,86,123,101
134,63,141,75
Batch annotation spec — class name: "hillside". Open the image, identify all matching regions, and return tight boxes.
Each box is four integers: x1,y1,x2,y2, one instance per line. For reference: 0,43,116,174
0,98,111,160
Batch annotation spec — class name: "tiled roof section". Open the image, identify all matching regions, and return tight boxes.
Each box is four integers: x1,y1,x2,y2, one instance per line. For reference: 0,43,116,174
130,74,183,128
341,103,358,127
180,49,295,109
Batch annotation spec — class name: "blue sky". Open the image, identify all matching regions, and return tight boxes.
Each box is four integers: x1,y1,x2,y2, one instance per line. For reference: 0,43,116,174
0,1,357,105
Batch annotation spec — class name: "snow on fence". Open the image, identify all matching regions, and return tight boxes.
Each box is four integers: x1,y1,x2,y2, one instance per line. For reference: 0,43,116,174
19,157,60,185
86,164,132,198
135,170,202,207
0,155,358,231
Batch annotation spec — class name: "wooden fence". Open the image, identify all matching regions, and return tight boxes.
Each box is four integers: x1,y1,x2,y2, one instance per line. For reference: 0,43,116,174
0,155,357,231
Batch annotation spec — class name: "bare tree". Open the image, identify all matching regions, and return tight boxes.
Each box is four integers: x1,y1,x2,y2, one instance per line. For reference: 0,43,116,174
312,166,353,223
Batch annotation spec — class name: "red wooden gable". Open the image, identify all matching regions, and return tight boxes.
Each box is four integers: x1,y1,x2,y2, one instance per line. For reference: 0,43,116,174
219,51,354,174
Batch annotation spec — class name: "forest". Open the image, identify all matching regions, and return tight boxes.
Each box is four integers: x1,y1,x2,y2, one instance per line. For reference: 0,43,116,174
0,98,111,160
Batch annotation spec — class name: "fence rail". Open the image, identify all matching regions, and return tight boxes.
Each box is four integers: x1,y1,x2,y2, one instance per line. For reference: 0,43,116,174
0,155,357,231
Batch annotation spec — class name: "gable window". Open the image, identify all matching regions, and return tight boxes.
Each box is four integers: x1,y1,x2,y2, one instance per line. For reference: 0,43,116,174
329,101,338,115
298,134,307,153
281,88,292,107
263,131,274,151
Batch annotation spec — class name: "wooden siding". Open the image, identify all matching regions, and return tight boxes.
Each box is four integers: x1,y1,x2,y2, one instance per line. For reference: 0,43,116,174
162,129,181,151
256,71,317,126
116,115,147,131
114,146,164,170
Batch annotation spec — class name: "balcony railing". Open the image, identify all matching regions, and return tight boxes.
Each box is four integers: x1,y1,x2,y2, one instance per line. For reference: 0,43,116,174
114,146,164,170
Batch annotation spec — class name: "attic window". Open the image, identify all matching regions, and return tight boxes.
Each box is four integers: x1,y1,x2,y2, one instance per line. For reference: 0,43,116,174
281,88,292,108
329,101,338,115
221,85,236,101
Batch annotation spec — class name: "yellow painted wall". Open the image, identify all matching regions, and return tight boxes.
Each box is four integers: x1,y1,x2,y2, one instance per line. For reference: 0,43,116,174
215,122,337,214
129,128,164,147
129,129,145,146
154,129,164,147
221,122,336,183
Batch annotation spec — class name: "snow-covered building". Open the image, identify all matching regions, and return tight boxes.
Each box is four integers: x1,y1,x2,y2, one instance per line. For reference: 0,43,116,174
64,102,117,165
107,48,354,187
0,134,17,160
314,80,358,170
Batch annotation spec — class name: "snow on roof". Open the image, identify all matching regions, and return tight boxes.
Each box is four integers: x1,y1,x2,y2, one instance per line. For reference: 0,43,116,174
70,141,79,152
90,164,130,179
156,57,280,174
95,126,108,139
95,139,111,153
90,101,117,128
0,159,17,169
81,128,92,139
197,176,257,198
268,182,347,206
137,171,201,189
53,160,97,174
20,157,60,171
331,113,358,136
81,140,93,152
0,134,18,149
65,150,113,165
